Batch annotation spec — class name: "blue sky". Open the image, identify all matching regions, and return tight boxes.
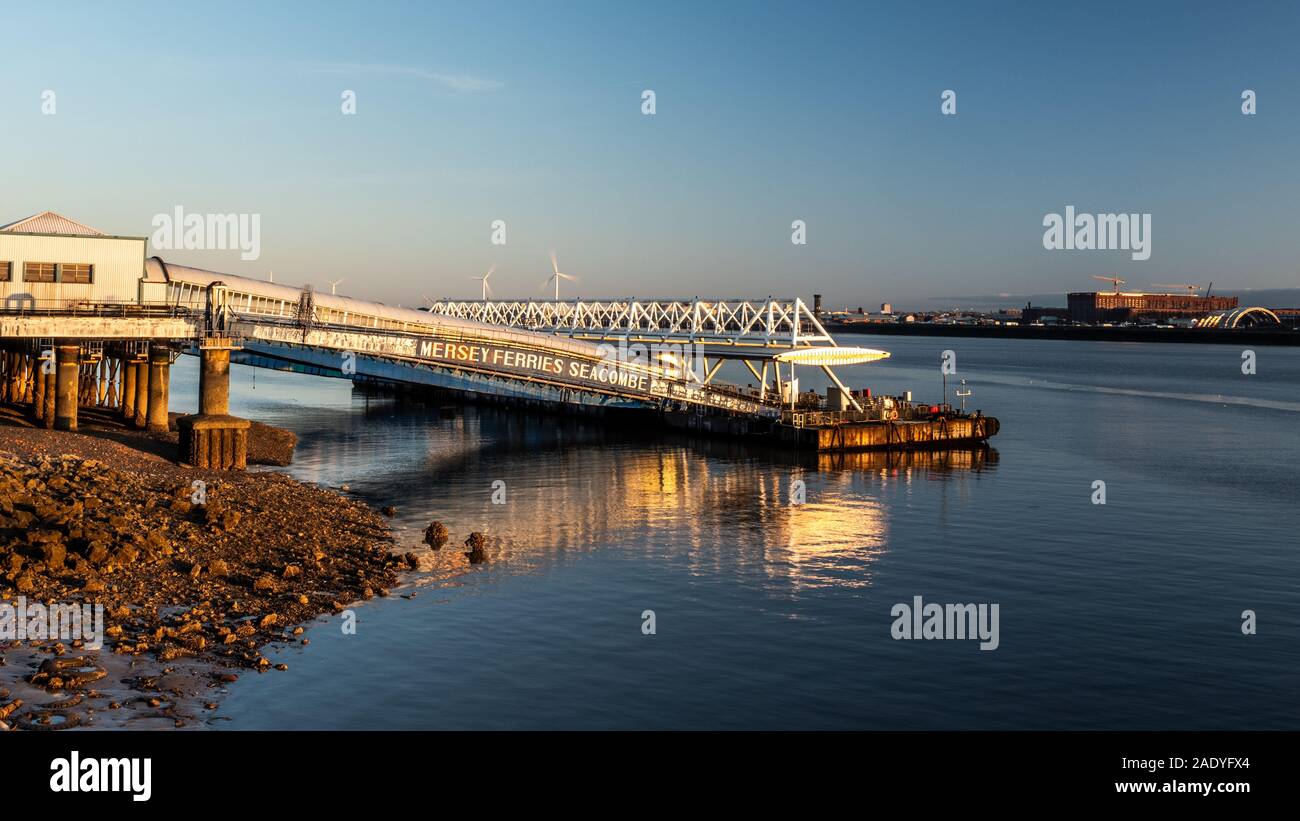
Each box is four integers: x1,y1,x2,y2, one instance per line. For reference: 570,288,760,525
1,0,1297,309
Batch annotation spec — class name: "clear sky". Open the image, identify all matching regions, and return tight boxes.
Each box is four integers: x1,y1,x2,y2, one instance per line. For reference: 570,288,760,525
2,0,1297,309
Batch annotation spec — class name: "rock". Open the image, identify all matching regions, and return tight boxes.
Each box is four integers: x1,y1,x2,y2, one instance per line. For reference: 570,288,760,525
208,559,230,578
282,564,301,579
14,573,34,592
145,530,170,553
381,506,397,517
86,543,110,566
252,575,278,592
464,532,488,564
258,613,278,629
423,521,449,549
40,541,67,571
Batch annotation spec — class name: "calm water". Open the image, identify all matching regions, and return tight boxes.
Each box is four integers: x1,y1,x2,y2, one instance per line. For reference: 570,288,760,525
169,335,1300,729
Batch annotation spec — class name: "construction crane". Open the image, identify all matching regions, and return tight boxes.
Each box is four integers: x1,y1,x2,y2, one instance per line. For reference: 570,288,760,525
1151,283,1202,296
1091,275,1126,292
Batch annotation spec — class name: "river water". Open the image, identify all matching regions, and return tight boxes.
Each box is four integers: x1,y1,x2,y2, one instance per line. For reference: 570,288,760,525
169,334,1300,729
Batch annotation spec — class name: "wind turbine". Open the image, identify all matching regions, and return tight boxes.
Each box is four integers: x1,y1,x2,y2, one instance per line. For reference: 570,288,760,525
472,264,497,300
543,251,578,299
328,277,345,295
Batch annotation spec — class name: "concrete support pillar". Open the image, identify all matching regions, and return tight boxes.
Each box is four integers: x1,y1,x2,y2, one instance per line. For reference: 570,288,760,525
133,360,149,429
121,357,137,419
42,368,55,428
199,346,232,415
179,338,248,470
146,345,171,433
54,344,80,432
105,359,119,409
22,355,34,404
31,355,45,420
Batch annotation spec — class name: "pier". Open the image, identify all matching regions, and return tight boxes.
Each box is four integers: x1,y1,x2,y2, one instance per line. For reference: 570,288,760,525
0,213,998,468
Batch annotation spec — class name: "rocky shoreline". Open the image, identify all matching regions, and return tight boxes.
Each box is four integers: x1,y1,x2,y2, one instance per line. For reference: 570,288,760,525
0,424,420,730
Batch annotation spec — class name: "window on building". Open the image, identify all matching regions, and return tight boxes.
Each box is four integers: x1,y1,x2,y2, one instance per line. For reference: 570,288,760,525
23,262,56,283
0,261,11,282
60,263,93,284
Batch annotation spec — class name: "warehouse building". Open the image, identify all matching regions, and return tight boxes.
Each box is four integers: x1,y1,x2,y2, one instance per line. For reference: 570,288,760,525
0,211,148,309
1066,290,1239,324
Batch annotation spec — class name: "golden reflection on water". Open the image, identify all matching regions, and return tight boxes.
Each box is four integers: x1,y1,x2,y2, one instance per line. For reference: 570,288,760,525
272,399,996,597
393,441,995,596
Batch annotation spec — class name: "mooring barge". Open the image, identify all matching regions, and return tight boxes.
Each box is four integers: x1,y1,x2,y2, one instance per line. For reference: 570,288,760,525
775,402,999,451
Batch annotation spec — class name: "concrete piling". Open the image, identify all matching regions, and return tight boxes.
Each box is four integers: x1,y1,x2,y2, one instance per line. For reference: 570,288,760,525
121,356,137,419
23,354,34,404
4,352,17,402
42,367,55,428
133,359,149,429
54,344,80,432
105,358,119,409
31,354,45,421
199,345,231,415
146,344,171,433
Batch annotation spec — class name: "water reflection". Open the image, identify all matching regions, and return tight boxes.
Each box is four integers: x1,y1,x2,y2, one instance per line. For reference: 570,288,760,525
260,392,994,597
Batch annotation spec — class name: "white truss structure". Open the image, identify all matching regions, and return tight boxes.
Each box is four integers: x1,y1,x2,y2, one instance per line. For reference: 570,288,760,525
422,297,836,354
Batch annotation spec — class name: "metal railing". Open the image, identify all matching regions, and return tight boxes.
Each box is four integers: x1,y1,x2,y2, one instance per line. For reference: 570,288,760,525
0,298,197,319
424,297,836,349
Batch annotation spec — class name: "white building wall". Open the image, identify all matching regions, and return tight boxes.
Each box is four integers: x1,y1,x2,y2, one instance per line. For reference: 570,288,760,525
0,233,146,308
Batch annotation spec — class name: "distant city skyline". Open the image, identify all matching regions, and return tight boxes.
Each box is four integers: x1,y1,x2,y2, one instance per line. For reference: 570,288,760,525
2,0,1297,308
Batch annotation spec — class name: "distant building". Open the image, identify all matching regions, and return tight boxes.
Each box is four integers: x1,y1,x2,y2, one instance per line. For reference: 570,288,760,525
880,302,892,315
0,211,147,309
1067,291,1238,324
1272,308,1300,329
1022,303,1070,324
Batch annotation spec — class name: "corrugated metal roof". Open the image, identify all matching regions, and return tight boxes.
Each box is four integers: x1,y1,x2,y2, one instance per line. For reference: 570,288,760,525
0,211,106,236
